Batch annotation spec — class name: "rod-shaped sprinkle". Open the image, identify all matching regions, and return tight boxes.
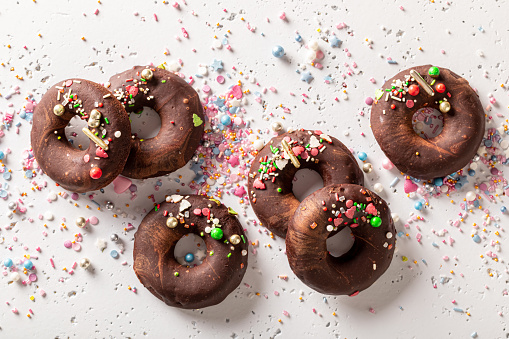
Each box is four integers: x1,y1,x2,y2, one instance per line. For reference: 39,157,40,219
410,69,434,97
82,127,109,150
281,139,300,168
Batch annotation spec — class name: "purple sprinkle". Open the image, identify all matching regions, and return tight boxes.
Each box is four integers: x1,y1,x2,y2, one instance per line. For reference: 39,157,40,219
129,184,137,192
71,193,79,200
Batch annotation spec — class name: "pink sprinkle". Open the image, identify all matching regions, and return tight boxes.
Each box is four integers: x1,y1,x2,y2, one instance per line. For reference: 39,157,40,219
50,258,55,268
399,6,404,10
29,273,37,282
193,208,202,216
173,2,180,8
282,310,289,316
202,85,211,93
279,12,286,20
182,27,189,38
40,290,46,297
89,216,99,225
64,240,72,248
369,307,376,314
94,9,99,15
217,75,225,84
274,291,279,296
72,262,77,269
12,308,18,314
154,14,158,22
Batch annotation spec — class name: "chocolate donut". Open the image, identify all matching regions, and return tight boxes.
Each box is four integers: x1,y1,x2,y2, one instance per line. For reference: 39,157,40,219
108,65,205,179
133,195,248,309
247,129,364,238
370,65,485,179
286,184,395,295
31,79,131,193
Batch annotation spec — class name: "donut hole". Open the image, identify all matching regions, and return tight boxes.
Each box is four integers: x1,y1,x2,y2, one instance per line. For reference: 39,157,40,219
412,107,444,140
65,115,92,150
326,226,355,258
292,169,324,202
130,106,161,139
174,233,206,267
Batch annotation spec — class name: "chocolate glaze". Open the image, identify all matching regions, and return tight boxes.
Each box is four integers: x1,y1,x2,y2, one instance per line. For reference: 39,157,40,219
370,65,485,179
133,195,248,309
247,129,364,238
286,184,395,295
108,66,204,179
31,79,131,193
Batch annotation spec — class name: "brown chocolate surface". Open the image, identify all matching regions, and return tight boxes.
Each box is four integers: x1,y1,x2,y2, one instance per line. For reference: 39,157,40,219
370,65,485,179
286,184,395,295
108,66,205,179
247,129,364,238
133,195,248,309
31,79,131,193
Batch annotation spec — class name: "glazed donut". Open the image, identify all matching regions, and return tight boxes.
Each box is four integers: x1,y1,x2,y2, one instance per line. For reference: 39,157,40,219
286,184,395,295
248,129,364,238
31,79,131,193
133,195,248,309
108,65,205,179
370,65,485,179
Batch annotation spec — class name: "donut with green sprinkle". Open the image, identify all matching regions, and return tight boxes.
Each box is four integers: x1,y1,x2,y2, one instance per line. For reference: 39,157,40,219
286,184,395,295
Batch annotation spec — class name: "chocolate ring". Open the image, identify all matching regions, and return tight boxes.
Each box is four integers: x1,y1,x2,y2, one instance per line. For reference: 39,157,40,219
108,65,205,179
286,184,396,295
31,79,131,193
133,195,248,309
247,129,364,238
370,65,485,179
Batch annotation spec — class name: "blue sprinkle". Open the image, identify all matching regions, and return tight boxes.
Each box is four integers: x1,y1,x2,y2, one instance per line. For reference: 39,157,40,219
25,170,33,179
501,206,507,213
110,250,119,259
0,190,7,198
387,60,398,64
397,231,405,237
484,139,493,147
272,45,285,58
23,260,33,270
421,259,427,265
3,172,11,181
389,177,400,188
472,234,481,243
432,242,439,248
471,332,478,338
357,152,367,161
414,201,423,210
4,258,13,267
468,169,476,176
453,307,464,313
434,177,443,186
323,297,327,303
295,34,302,42
0,151,4,160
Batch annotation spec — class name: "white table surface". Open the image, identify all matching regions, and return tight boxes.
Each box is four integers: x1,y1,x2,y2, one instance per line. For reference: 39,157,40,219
0,1,508,338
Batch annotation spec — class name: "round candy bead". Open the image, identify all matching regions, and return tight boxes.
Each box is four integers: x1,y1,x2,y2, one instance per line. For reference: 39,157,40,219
357,152,367,161
0,151,4,160
272,45,285,58
370,216,382,227
501,206,507,213
435,83,446,93
184,253,195,263
295,34,302,42
3,258,13,267
439,101,451,113
468,169,476,176
428,66,440,78
382,158,394,170
23,260,33,270
434,178,443,186
90,167,102,179
362,163,373,173
465,191,476,202
414,201,423,210
110,250,119,259
220,115,232,126
210,228,224,240
408,85,420,96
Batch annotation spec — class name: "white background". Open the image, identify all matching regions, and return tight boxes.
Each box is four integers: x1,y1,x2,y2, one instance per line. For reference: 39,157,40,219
0,1,508,338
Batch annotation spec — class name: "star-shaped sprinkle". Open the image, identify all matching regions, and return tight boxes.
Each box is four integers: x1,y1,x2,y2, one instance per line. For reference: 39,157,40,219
210,59,224,72
301,71,313,83
330,36,342,48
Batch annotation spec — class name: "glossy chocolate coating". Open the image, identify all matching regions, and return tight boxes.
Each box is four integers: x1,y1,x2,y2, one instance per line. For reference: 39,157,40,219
286,184,395,295
247,129,364,238
133,195,248,309
370,65,485,179
31,79,131,193
108,66,204,179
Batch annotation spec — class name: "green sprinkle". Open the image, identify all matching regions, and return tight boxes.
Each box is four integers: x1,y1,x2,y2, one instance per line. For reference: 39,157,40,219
370,216,382,227
375,89,384,100
161,80,166,83
227,253,232,258
241,235,246,243
193,113,203,127
200,232,204,237
104,117,110,124
430,79,436,86
73,104,79,108
209,251,214,256
174,272,179,277
211,228,224,240
277,188,282,193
